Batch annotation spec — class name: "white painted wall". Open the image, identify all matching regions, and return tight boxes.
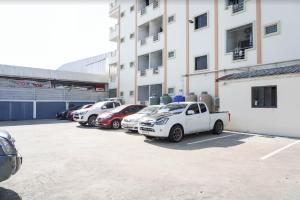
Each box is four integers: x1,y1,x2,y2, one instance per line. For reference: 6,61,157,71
119,0,136,104
261,2,300,64
166,0,186,96
219,74,300,138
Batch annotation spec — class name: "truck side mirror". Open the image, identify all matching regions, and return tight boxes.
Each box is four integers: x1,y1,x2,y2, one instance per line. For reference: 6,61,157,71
187,110,195,115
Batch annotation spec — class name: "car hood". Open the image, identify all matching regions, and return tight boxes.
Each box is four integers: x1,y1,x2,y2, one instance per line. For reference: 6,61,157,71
74,108,91,114
123,113,148,122
0,130,15,143
140,112,176,122
98,112,113,118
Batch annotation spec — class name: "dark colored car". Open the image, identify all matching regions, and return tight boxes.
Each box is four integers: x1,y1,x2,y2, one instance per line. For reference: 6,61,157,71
97,104,146,129
56,105,85,120
0,130,22,182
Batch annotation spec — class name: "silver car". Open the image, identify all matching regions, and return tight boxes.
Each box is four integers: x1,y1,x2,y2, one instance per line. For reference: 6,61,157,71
0,130,22,182
121,105,163,132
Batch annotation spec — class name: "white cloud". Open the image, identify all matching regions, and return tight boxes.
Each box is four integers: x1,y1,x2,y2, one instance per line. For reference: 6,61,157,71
0,1,116,69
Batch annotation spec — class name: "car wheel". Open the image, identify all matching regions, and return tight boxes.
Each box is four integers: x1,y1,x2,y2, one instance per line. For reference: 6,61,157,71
213,121,223,135
112,120,121,129
88,115,97,127
79,122,87,126
168,125,184,143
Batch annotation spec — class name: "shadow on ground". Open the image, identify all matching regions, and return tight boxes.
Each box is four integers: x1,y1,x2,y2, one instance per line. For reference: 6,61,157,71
0,119,71,127
144,132,254,151
0,188,21,200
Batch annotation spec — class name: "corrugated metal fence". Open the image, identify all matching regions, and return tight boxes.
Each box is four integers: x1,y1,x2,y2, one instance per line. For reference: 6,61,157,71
0,87,108,121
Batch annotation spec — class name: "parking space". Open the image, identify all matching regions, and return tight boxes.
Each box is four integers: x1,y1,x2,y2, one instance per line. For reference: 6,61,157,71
0,120,299,200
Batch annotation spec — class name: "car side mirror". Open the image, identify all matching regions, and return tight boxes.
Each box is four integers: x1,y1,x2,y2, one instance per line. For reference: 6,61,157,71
102,106,107,109
187,110,195,115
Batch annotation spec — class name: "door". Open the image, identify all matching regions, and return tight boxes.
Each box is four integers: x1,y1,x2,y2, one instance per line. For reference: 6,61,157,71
0,101,33,121
185,103,201,134
36,102,66,119
198,103,210,132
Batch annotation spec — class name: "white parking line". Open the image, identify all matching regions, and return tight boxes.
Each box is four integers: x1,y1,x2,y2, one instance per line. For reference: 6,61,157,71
260,140,300,160
187,133,238,145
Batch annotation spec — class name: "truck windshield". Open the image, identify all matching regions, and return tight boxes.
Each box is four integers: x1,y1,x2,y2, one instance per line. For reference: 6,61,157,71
158,104,187,114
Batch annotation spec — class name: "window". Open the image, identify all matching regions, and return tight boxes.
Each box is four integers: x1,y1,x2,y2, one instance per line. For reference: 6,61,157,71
252,86,277,108
195,55,208,71
130,5,134,12
120,12,125,18
120,37,125,43
113,102,121,107
129,91,134,96
130,62,135,68
168,88,175,95
120,64,124,70
265,23,279,36
199,103,207,113
130,33,135,39
194,13,208,30
105,102,114,109
186,104,200,115
120,91,124,97
168,51,175,59
168,15,175,24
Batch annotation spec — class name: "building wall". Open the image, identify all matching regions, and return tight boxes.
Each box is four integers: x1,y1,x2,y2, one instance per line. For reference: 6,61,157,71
109,0,300,120
219,74,300,138
58,53,109,75
119,0,136,104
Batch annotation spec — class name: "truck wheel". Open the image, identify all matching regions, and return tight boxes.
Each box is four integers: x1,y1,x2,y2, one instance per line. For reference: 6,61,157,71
88,115,97,127
112,120,121,129
168,125,184,143
79,122,87,126
213,121,223,135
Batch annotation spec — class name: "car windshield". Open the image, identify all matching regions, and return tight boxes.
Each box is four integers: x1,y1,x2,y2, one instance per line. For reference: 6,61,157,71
91,102,105,108
158,103,187,114
111,105,127,113
138,106,161,114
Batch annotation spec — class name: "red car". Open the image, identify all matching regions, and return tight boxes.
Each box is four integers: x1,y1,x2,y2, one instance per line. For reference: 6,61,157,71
96,104,146,129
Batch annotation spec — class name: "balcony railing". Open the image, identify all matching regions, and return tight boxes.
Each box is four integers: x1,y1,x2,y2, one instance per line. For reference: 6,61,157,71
153,0,159,9
232,0,244,13
153,67,159,74
233,48,245,60
139,0,160,16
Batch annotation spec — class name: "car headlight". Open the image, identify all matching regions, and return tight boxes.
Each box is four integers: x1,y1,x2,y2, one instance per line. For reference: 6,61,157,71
155,118,169,125
0,137,16,155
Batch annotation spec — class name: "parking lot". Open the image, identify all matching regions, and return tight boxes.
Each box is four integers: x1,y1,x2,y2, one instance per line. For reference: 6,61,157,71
0,120,299,200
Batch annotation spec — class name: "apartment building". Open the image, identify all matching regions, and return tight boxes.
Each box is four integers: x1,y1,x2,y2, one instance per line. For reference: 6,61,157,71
108,0,300,138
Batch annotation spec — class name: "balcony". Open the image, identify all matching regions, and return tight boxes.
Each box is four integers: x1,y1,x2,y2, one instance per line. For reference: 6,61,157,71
226,23,253,61
137,50,163,85
108,50,118,64
137,0,163,25
109,24,119,42
138,17,163,54
226,0,245,14
109,0,119,18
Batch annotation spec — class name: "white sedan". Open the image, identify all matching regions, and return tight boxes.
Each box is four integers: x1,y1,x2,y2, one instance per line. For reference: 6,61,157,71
121,105,163,132
138,102,230,142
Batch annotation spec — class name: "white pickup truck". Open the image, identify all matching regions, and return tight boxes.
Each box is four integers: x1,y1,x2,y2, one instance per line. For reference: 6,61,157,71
73,101,121,127
138,102,230,142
